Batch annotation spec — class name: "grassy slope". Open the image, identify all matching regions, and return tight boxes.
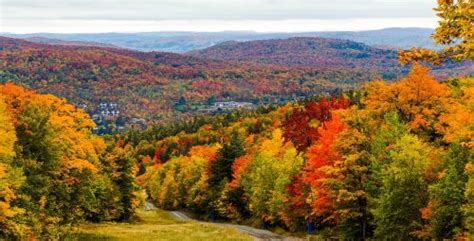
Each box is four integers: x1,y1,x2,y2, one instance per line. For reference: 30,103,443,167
67,209,252,241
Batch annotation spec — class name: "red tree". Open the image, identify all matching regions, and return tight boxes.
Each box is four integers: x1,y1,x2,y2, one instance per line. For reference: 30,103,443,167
304,114,346,223
282,96,350,152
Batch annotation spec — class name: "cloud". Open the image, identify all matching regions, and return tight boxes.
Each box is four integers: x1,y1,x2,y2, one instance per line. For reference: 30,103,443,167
2,18,438,34
2,0,436,20
1,0,438,33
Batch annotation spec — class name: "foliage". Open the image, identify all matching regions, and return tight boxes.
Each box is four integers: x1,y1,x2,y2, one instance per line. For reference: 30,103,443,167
425,144,471,239
373,134,431,240
241,129,304,227
1,2,473,238
0,83,140,239
1,36,470,129
364,63,450,136
399,0,473,63
282,96,350,152
140,64,473,239
208,132,245,188
0,96,25,236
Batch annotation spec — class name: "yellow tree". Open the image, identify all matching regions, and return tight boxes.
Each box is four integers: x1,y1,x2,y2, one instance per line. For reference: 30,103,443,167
364,64,450,135
437,77,474,146
242,129,304,228
0,96,25,236
399,0,473,64
0,83,110,237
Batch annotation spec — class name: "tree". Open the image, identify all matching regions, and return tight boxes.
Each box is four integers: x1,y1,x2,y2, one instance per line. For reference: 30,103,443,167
283,96,350,152
465,157,474,238
106,143,139,221
374,134,431,240
436,77,474,146
0,97,25,236
399,0,473,64
426,144,471,239
242,129,304,227
331,110,374,240
217,154,254,221
0,83,120,238
364,64,450,136
304,114,346,226
207,131,245,188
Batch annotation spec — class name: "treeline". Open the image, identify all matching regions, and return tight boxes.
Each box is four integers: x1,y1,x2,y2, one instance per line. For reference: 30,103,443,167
0,83,140,239
141,65,474,239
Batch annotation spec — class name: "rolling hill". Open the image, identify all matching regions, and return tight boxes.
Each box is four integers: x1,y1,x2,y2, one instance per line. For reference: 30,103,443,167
0,36,471,131
0,37,384,125
187,37,398,69
25,36,121,48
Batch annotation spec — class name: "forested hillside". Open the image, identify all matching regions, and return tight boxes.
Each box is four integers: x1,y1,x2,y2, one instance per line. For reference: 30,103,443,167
188,37,399,68
133,65,474,239
0,36,416,130
2,36,471,132
188,37,472,75
133,3,473,238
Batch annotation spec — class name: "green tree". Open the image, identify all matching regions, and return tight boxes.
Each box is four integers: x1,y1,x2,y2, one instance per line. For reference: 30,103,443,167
0,83,112,238
106,144,139,221
427,144,471,239
207,131,245,188
374,134,430,240
242,129,303,228
464,149,474,238
332,120,373,239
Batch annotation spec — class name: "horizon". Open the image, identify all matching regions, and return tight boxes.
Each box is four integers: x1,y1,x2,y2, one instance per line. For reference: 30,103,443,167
1,26,436,35
1,18,438,34
1,0,438,33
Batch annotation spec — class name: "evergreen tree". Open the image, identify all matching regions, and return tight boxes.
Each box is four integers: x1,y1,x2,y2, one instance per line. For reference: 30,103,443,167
207,131,245,188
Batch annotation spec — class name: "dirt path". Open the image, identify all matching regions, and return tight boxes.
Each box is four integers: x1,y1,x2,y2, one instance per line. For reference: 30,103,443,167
169,211,192,221
169,210,303,241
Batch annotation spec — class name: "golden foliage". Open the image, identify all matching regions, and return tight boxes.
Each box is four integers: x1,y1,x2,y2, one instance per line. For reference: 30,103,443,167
364,64,450,132
399,0,473,64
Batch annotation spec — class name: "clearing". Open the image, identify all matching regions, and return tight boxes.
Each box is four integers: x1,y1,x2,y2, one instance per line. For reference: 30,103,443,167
67,209,252,241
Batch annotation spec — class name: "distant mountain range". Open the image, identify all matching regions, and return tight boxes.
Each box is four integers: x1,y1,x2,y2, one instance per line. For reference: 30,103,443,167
2,28,438,53
24,37,121,49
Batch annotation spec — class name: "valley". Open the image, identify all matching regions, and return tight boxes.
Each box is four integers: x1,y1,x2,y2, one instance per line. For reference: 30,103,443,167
0,1,473,240
1,35,471,134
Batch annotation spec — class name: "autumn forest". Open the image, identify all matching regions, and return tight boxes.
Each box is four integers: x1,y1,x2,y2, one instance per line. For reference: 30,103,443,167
0,0,473,240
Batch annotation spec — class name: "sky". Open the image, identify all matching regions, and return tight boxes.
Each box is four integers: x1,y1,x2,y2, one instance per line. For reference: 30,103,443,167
1,0,438,33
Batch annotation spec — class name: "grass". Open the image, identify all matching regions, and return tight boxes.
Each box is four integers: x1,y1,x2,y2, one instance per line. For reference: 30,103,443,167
65,209,252,241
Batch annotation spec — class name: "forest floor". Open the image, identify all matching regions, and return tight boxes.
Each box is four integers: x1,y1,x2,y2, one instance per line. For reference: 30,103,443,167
67,208,252,241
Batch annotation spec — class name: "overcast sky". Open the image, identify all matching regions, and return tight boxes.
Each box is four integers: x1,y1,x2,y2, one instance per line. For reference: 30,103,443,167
1,0,438,33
